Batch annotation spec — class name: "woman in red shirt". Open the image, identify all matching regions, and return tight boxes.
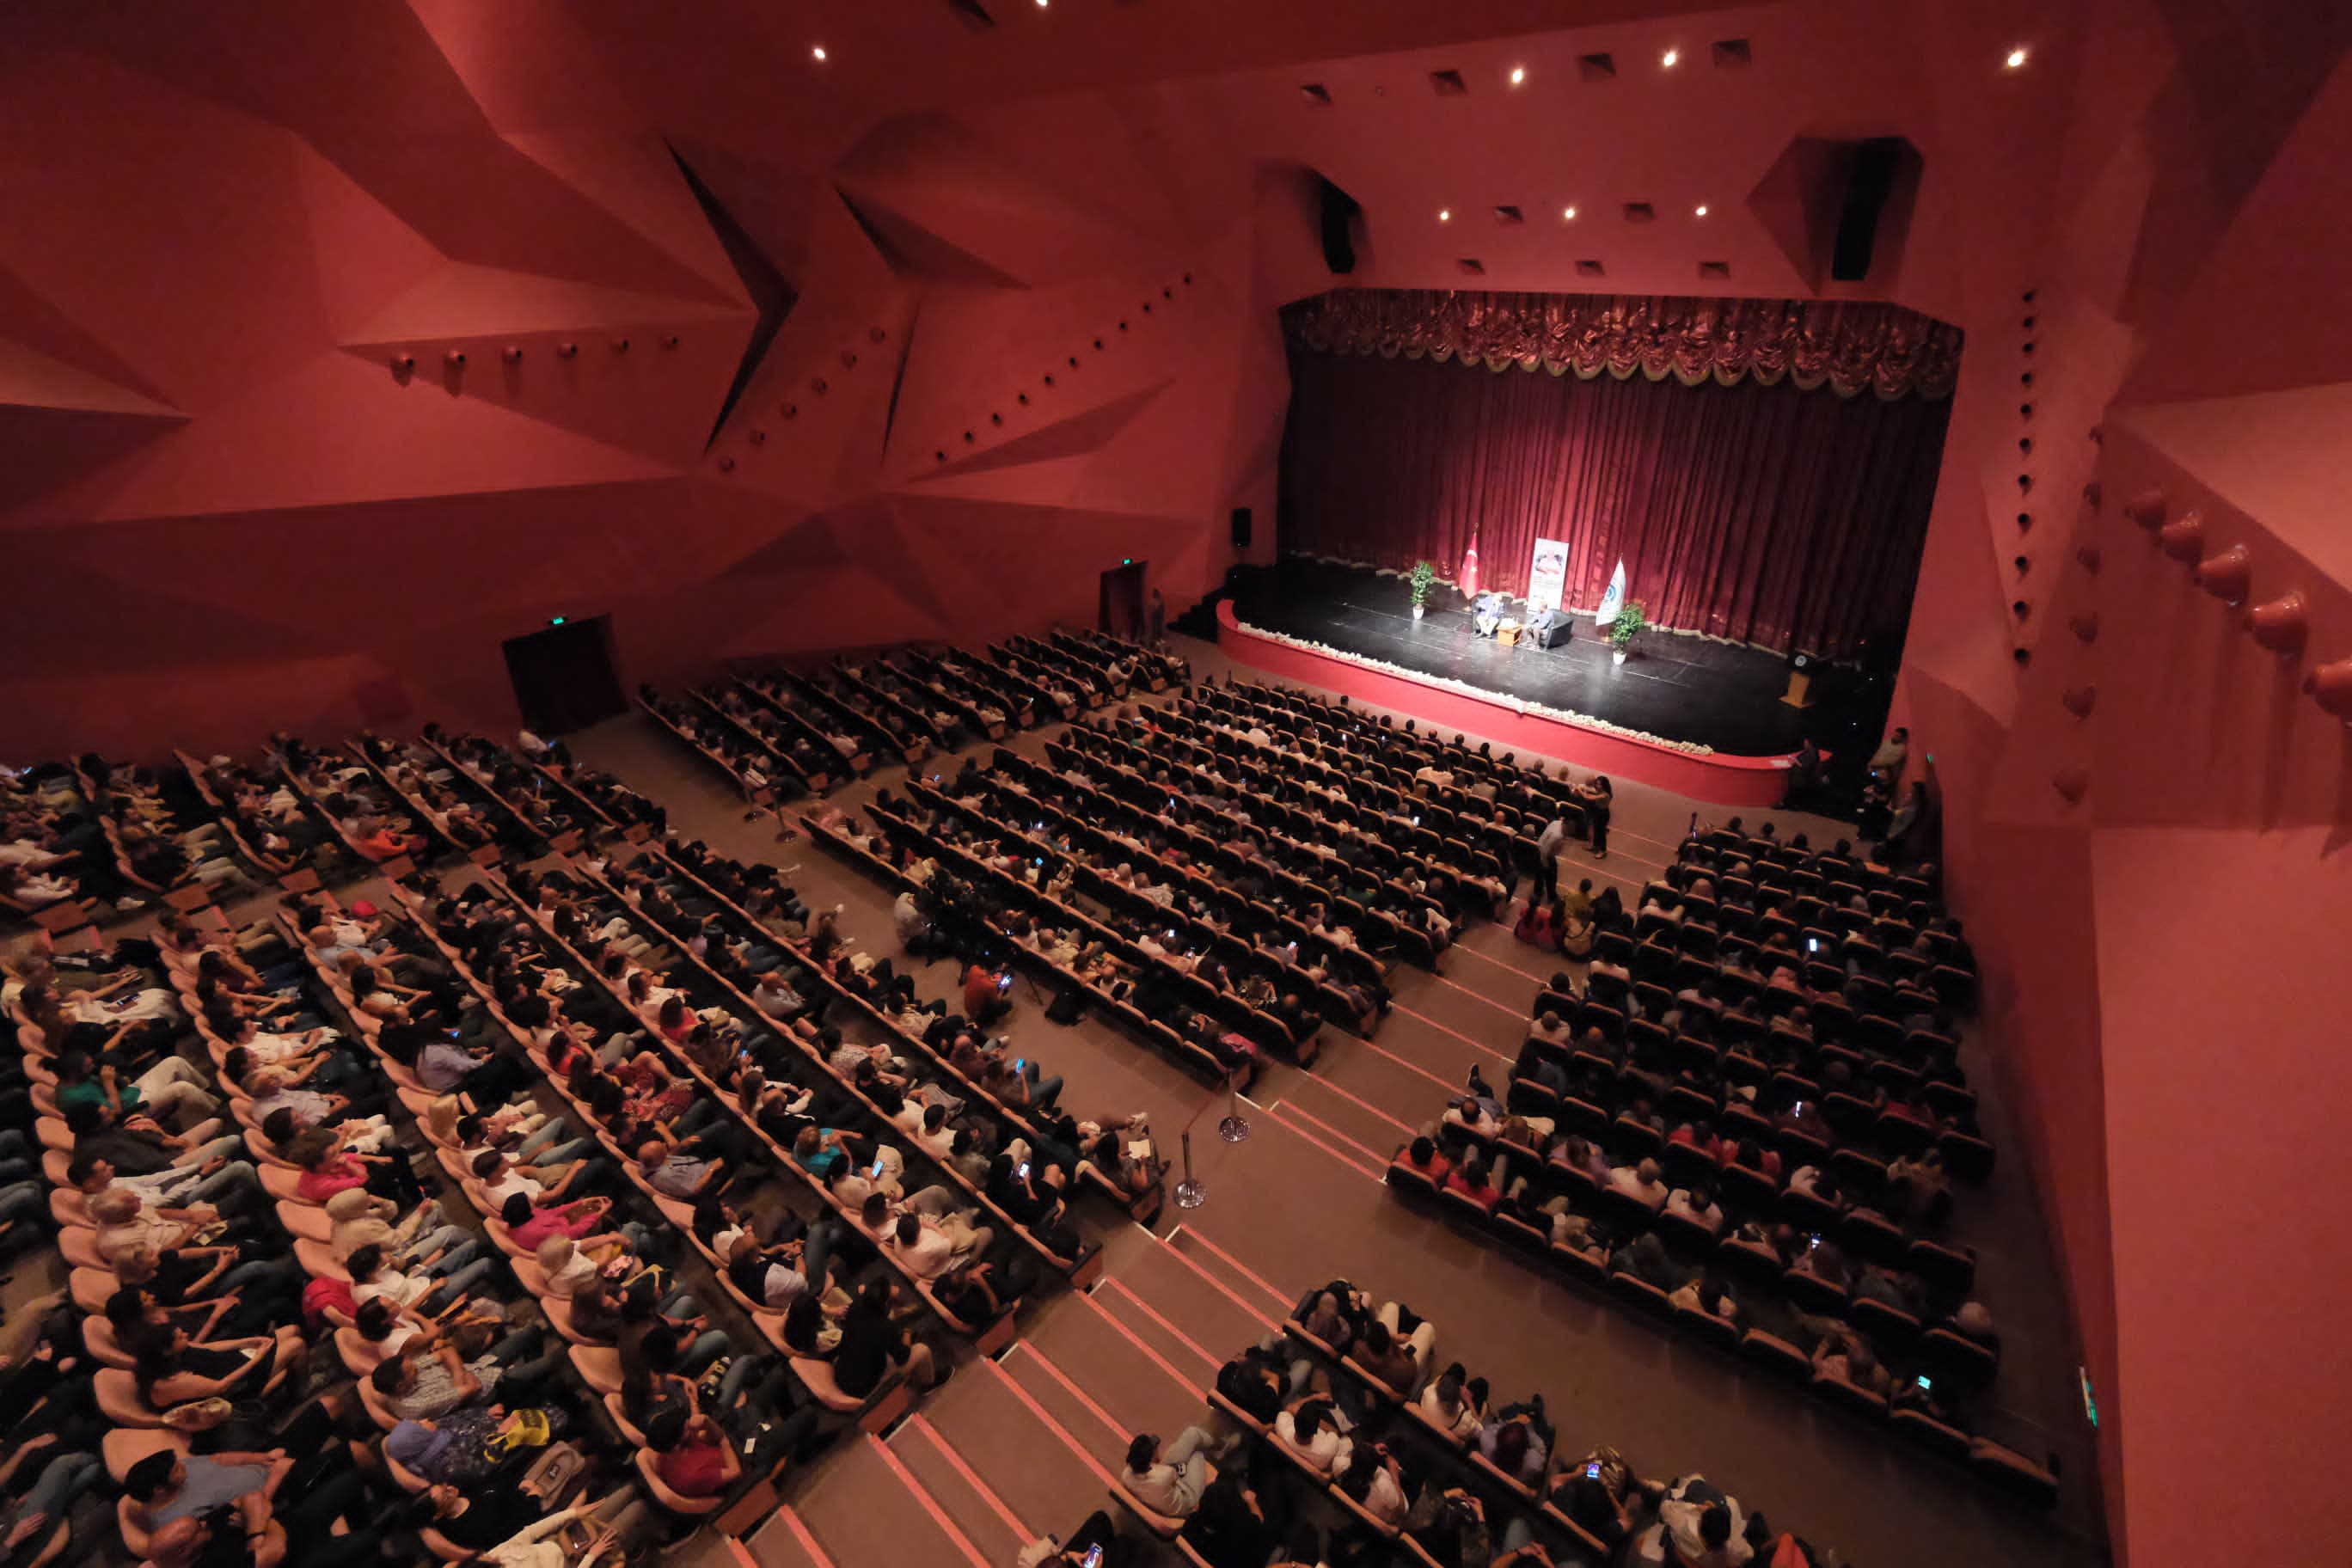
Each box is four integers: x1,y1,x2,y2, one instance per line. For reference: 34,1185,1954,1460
646,1408,740,1498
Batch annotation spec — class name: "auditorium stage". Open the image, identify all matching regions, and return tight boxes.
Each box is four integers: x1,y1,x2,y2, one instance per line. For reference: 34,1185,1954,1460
1213,558,1890,807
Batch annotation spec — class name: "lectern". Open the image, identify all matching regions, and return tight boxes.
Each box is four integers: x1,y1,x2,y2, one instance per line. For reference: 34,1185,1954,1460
1780,650,1817,709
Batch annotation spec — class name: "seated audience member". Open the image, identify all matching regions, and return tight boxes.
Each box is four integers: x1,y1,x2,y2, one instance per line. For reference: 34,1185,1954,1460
1418,1367,1484,1439
644,1407,742,1499
1017,1512,1128,1568
1215,1342,1287,1426
1179,1473,1279,1568
1273,1394,1351,1476
1550,1446,1658,1555
1608,1157,1670,1210
1393,1136,1452,1185
1121,1427,1217,1517
1630,1475,1753,1568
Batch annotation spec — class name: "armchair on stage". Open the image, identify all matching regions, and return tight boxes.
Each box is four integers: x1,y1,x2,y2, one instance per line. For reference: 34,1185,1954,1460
1473,591,1571,651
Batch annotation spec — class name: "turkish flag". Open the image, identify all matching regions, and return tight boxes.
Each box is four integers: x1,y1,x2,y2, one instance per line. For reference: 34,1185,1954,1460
1458,536,1481,599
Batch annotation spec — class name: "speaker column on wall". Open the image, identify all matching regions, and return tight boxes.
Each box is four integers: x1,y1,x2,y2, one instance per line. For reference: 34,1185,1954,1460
1831,138,1902,282
1317,177,1360,274
1231,507,1253,548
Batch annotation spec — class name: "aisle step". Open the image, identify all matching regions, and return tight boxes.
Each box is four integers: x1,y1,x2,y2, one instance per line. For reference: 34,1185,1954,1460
890,1414,1032,1566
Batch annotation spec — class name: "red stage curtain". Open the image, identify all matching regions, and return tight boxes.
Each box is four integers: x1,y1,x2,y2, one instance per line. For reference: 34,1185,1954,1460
1286,290,1963,400
1277,344,1954,658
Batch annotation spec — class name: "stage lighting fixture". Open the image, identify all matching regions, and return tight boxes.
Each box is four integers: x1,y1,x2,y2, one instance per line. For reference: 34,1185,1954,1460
1694,204,1708,217
812,45,827,61
1439,208,1452,222
2006,46,2028,69
1563,206,1577,220
1510,65,1526,85
1662,48,1680,67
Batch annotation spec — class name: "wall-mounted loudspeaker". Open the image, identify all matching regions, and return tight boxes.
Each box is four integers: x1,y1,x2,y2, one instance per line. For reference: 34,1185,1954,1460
1318,178,1361,274
1831,138,1904,282
1231,507,1253,548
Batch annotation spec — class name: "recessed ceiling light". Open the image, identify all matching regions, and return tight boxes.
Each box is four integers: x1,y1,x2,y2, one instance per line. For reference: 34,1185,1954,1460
1438,209,1452,222
1662,48,1680,67
1563,205,1577,220
2006,46,2028,68
1694,204,1709,217
1510,66,1526,85
812,45,827,61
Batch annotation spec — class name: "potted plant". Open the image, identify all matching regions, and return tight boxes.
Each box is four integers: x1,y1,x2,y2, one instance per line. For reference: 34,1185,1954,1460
1408,560,1436,620
1608,600,1645,665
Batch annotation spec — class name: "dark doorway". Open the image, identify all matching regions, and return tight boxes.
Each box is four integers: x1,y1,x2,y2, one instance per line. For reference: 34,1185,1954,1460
501,616,627,736
1099,561,1146,639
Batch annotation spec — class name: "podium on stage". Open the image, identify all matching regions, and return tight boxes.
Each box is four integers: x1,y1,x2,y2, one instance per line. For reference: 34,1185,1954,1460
1781,650,1817,708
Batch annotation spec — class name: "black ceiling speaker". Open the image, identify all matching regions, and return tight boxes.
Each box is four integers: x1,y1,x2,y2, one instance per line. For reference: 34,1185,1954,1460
1319,177,1362,274
1831,138,1905,282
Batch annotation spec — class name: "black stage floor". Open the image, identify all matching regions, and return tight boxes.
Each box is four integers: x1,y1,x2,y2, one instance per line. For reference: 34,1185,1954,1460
1222,558,1893,778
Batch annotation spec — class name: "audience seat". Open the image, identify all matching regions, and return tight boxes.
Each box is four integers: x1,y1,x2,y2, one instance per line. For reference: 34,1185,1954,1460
1739,1331,1813,1385
1968,1438,2059,1508
1812,1371,1890,1424
94,1369,160,1426
1890,1405,1973,1462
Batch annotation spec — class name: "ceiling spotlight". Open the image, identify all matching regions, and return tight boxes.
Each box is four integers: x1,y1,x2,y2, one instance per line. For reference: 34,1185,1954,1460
1694,204,1708,217
1510,65,1526,85
812,44,827,61
2005,46,2027,68
1438,208,1451,222
1662,48,1680,67
1563,205,1578,220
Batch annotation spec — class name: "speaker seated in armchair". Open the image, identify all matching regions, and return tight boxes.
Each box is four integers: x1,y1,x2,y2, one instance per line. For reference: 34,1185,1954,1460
1472,593,1511,636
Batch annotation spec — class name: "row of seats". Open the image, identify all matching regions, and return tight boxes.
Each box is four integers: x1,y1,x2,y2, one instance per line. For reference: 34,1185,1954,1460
1382,1139,2057,1510
854,777,1341,1073
1185,679,1608,857
796,793,1269,1093
1032,729,1459,969
944,755,1397,1004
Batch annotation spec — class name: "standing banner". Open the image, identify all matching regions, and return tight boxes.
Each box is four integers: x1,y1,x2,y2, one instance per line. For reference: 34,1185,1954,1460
1595,559,1628,628
1527,538,1570,613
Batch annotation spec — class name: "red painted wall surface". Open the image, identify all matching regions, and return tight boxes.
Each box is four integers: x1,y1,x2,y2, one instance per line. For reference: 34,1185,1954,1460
9,5,2352,1559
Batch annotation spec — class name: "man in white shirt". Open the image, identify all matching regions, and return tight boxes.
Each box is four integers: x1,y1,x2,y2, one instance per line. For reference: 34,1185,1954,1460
1418,1369,1483,1438
1608,1157,1670,1211
1666,1187,1725,1234
1274,1399,1351,1475
895,1101,959,1161
1120,1426,1216,1516
750,971,805,1020
885,1210,990,1280
1534,815,1568,891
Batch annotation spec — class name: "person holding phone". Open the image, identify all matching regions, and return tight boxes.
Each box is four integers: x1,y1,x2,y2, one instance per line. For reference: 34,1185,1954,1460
1014,1512,1123,1567
961,961,1014,1026
979,1045,1064,1113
